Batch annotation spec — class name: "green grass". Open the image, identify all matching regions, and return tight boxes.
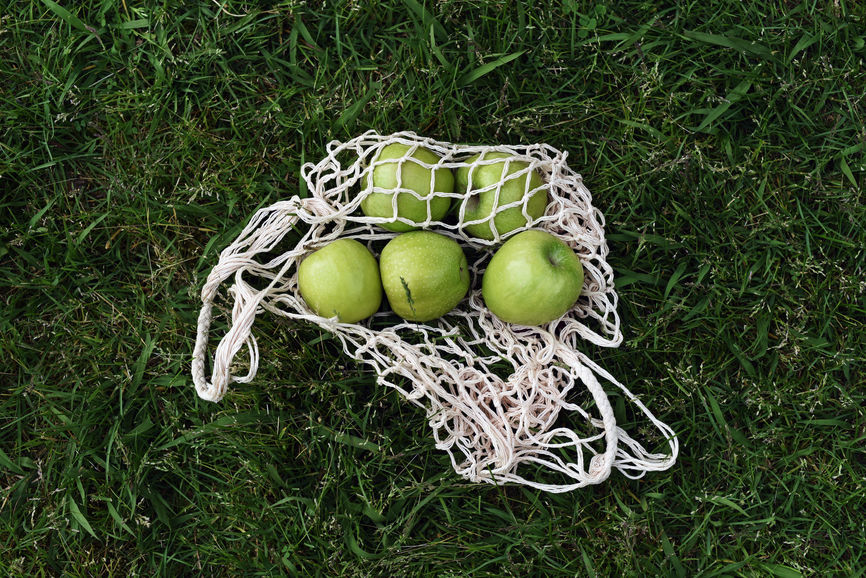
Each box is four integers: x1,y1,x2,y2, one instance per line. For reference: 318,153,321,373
1,0,865,575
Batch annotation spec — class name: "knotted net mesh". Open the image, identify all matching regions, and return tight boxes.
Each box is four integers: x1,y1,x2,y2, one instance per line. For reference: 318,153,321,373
192,130,678,492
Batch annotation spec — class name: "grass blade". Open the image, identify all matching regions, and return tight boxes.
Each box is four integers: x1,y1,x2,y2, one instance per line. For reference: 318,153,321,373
696,79,752,132
116,18,151,30
579,546,596,578
760,563,804,578
663,261,688,300
0,448,24,475
684,30,776,61
335,82,382,130
41,0,89,33
839,156,858,188
619,118,665,141
67,496,98,539
402,0,447,41
660,532,686,577
132,334,156,390
104,500,135,536
708,495,749,517
787,33,818,63
313,424,381,453
458,50,525,87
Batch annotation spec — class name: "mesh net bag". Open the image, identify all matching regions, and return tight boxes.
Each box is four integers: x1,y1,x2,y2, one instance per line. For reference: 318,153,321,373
191,130,678,492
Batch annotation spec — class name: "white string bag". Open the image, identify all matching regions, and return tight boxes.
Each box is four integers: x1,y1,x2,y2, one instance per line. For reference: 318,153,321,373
191,130,678,492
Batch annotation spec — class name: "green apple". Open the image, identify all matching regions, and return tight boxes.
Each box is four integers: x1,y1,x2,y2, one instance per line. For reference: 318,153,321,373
297,238,382,323
379,231,470,322
361,143,454,232
456,152,547,240
481,229,584,326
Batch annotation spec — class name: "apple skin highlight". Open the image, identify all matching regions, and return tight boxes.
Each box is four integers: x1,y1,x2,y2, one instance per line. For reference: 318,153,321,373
481,229,584,326
297,239,383,323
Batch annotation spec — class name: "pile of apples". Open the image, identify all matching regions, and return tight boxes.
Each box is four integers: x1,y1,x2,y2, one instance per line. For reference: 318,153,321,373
297,143,585,327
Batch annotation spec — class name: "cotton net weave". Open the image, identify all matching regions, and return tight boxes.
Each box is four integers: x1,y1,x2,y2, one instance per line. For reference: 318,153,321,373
191,130,678,492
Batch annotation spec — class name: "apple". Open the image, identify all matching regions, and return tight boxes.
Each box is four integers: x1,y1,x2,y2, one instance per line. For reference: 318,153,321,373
379,231,470,322
361,143,454,232
297,238,382,323
456,152,547,240
481,229,584,326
